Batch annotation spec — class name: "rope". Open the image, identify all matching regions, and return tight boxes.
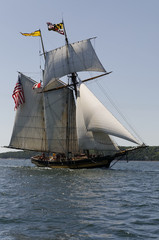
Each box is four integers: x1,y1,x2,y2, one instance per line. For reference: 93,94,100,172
95,80,144,144
110,155,126,168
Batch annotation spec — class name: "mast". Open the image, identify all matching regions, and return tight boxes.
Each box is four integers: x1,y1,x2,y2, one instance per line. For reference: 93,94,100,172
39,29,46,60
62,19,69,45
63,20,75,159
63,20,78,97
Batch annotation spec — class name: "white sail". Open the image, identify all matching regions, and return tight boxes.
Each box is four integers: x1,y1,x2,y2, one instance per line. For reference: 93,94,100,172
44,80,78,153
44,39,106,87
76,90,119,151
9,74,47,151
43,78,67,92
77,83,140,145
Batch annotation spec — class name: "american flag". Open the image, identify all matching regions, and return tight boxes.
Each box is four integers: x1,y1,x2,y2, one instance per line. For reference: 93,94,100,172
12,76,25,110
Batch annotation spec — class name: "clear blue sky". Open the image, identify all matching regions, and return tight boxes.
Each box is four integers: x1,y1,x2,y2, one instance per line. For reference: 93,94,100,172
0,0,158,152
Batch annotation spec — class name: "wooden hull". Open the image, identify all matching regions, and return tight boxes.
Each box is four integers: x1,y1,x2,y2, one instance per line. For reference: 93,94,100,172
31,155,115,169
31,147,144,169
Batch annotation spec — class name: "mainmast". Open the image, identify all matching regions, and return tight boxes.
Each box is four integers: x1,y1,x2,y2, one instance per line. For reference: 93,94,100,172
63,20,78,159
63,20,78,97
62,20,69,45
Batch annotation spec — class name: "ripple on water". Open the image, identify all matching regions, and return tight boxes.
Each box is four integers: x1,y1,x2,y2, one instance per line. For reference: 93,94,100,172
0,160,159,239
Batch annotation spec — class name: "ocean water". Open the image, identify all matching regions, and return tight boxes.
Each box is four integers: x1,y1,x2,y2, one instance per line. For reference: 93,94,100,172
0,159,159,240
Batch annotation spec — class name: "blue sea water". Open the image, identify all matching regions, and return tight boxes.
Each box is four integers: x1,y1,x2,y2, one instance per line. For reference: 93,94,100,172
0,159,159,240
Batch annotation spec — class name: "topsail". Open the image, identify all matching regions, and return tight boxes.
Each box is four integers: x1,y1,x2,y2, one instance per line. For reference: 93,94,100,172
44,39,106,87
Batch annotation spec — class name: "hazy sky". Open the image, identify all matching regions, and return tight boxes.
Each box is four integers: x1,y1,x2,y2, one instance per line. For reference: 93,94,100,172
0,0,158,152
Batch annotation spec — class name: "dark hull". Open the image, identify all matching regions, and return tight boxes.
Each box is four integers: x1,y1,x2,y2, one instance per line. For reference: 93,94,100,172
31,146,145,169
31,155,115,169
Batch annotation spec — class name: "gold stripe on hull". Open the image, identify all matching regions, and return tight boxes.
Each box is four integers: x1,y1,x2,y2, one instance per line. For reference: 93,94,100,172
31,158,112,169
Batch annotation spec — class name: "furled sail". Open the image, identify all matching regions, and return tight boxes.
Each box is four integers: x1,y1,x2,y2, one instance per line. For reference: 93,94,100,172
43,80,78,153
9,73,47,151
44,39,106,87
77,83,140,145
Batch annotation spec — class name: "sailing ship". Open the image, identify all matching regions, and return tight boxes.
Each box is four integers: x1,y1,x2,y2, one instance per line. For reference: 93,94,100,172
9,22,145,169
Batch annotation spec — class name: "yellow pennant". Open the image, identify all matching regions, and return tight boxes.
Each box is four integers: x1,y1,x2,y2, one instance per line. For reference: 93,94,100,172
20,30,41,37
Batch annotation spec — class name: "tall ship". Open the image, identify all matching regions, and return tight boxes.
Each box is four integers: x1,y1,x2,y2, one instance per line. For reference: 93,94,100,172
8,21,145,169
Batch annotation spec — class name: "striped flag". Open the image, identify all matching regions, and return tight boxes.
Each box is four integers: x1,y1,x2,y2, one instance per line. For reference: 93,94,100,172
12,76,25,110
47,22,64,35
